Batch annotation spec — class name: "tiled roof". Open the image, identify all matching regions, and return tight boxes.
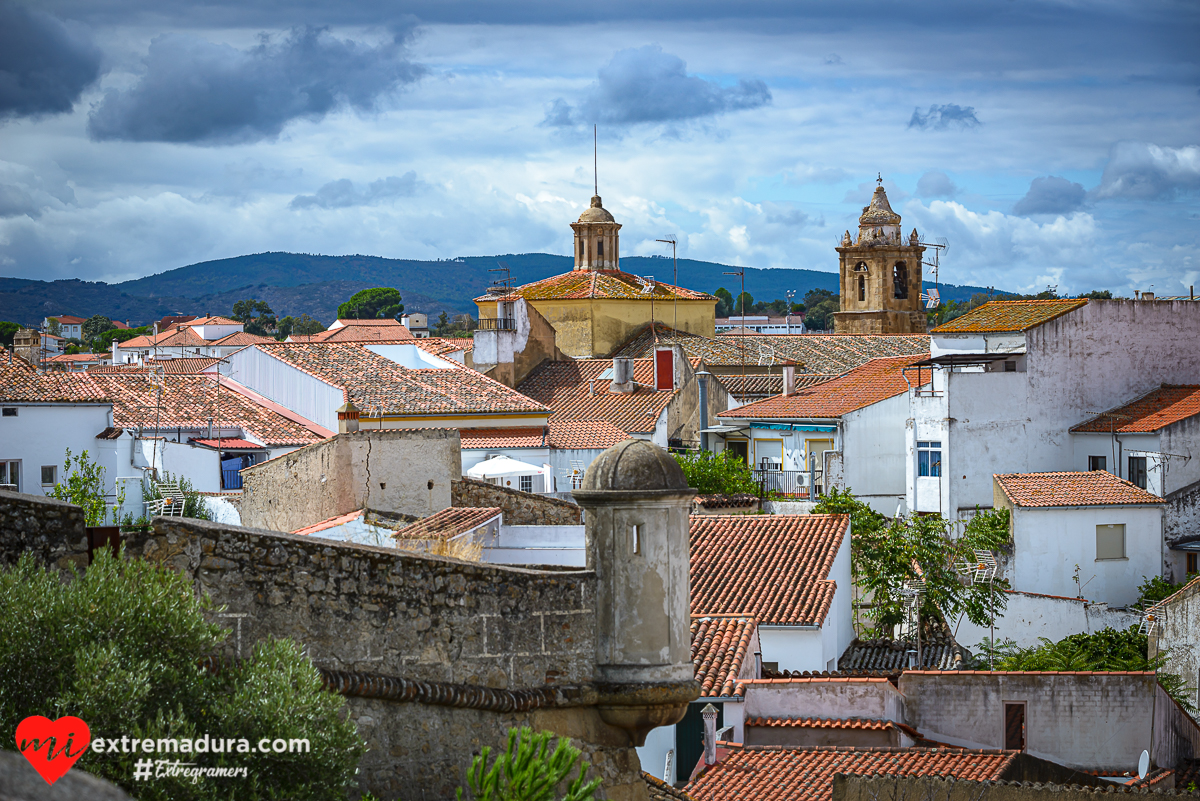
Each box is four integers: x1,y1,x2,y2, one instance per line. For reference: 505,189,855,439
692,616,757,698
392,507,502,540
517,358,675,435
1173,759,1200,790
46,353,102,362
643,772,695,801
460,427,547,449
306,323,415,343
189,315,242,326
256,343,547,417
611,324,929,374
716,374,783,398
49,315,87,324
88,372,323,447
547,418,630,449
931,299,1088,333
1072,385,1200,434
731,677,894,699
719,356,926,420
690,515,849,626
994,471,1163,507
209,331,277,347
293,509,364,536
685,745,1016,801
189,438,263,449
477,270,714,303
152,357,222,373
839,637,970,671
745,717,900,732
414,338,474,356
331,318,408,328
0,355,108,403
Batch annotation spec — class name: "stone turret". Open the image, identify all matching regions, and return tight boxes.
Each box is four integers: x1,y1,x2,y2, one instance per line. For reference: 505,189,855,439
573,439,699,745
571,195,622,271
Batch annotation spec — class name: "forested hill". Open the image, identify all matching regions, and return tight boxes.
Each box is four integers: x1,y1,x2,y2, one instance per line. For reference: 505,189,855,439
0,251,1000,326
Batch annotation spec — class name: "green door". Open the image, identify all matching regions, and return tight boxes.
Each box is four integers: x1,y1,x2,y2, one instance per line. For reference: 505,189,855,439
674,702,722,782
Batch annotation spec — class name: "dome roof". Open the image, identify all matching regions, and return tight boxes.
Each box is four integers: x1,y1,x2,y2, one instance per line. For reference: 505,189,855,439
578,195,616,224
859,185,901,226
581,439,689,492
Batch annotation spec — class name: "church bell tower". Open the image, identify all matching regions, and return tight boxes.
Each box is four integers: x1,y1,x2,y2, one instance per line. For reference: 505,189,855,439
832,177,927,334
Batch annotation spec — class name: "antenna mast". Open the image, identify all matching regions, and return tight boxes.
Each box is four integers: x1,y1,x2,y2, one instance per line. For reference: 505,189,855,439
593,124,598,196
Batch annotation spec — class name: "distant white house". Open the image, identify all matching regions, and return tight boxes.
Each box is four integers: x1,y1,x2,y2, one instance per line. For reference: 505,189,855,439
992,471,1165,608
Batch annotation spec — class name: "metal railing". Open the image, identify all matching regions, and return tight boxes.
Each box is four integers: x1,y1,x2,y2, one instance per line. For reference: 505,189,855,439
477,317,516,331
752,468,820,498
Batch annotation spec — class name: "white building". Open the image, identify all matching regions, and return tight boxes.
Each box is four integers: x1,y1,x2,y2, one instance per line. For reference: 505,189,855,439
113,316,273,364
716,315,806,335
716,355,928,514
909,299,1200,522
400,313,429,337
43,315,85,339
992,470,1165,608
459,419,629,490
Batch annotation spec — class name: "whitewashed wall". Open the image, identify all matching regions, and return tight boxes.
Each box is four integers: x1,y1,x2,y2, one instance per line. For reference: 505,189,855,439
223,346,344,432
0,403,112,496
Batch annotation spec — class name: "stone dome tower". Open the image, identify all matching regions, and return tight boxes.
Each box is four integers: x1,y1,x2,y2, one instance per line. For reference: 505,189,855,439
832,177,927,334
571,195,621,271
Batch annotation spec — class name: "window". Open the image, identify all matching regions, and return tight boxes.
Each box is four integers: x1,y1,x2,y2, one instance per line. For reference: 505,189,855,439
893,262,908,299
1129,456,1148,489
1096,524,1126,560
41,465,56,486
1088,455,1107,472
631,524,642,555
0,460,19,491
1186,552,1197,575
917,441,942,477
2,408,16,417
596,239,604,257
1004,703,1026,751
858,274,866,302
519,474,533,493
1004,360,1017,372
579,238,585,259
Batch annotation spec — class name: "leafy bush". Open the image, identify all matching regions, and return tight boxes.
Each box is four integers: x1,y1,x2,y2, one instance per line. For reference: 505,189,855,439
49,448,118,526
147,470,213,520
337,287,404,321
673,450,759,495
0,550,364,800
1136,575,1179,608
457,727,601,801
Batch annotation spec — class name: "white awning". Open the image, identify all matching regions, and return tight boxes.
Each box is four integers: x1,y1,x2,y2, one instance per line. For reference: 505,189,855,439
698,425,747,434
466,455,547,479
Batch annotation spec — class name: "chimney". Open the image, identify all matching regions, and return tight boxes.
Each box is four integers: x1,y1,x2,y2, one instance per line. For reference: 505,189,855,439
696,370,711,451
610,357,635,394
337,400,360,434
702,704,719,765
783,364,796,396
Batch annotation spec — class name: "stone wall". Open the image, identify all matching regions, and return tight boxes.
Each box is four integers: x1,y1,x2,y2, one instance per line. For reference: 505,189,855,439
0,489,88,571
240,429,462,532
453,477,582,525
832,773,1183,801
1150,577,1200,722
1165,479,1200,582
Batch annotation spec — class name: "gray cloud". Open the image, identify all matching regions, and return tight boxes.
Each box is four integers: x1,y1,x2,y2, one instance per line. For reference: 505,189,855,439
544,45,770,127
289,172,421,209
0,183,41,218
0,1,102,120
87,26,425,145
1012,176,1086,216
916,170,957,197
907,103,981,131
1093,142,1200,201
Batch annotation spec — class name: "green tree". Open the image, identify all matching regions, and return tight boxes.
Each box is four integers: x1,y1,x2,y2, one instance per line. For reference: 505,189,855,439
48,449,115,526
733,291,754,317
276,314,325,340
145,471,213,520
814,490,1011,636
673,450,759,496
94,326,149,354
713,287,735,318
457,727,601,801
802,288,839,331
81,315,116,346
230,299,277,336
45,318,62,337
1080,289,1113,299
0,321,22,347
1136,575,1179,607
336,287,404,321
0,551,365,800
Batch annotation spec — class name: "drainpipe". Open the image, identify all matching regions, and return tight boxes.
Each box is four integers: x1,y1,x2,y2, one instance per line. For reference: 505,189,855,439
696,370,711,451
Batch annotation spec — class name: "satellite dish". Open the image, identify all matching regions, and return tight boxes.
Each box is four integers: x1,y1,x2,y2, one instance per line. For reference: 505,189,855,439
1138,749,1150,779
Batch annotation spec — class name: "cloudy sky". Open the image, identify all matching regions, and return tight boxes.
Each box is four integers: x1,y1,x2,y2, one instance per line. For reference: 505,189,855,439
1,0,1197,296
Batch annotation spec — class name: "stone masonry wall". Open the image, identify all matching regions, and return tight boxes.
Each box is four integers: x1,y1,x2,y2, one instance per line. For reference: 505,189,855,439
832,774,1188,801
452,477,582,525
0,489,88,571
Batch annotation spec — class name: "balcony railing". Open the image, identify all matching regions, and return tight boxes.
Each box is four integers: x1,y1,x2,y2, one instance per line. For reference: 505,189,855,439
477,317,516,331
752,468,820,498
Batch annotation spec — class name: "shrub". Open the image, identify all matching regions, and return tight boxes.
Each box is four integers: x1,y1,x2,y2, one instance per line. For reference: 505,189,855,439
673,450,758,496
0,551,363,799
457,727,601,801
48,448,117,526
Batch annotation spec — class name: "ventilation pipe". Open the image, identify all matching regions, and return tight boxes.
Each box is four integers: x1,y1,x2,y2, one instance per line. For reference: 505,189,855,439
610,358,635,394
783,364,796,396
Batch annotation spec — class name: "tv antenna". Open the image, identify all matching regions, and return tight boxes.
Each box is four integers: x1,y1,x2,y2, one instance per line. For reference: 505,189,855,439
488,261,513,294
656,236,678,331
723,266,747,403
594,124,598,196
1138,605,1164,636
919,237,948,310
955,549,1000,669
897,578,926,668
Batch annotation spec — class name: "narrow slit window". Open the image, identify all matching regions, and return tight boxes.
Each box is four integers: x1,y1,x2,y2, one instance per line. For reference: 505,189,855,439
597,239,604,257
632,524,641,555
893,262,908,299
858,274,866,302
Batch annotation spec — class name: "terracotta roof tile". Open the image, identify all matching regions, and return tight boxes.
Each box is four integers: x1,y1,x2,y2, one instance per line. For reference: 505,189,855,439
517,359,674,435
392,507,502,540
414,338,474,356
931,299,1088,333
994,471,1163,507
612,324,929,374
547,419,630,449
745,717,898,731
46,353,103,363
0,355,108,403
1072,385,1200,433
49,315,87,324
88,372,323,447
293,510,364,536
692,616,757,697
460,427,547,449
477,270,714,303
720,356,927,420
690,515,849,626
209,331,276,347
189,438,263,449
305,322,415,343
255,343,547,417
189,315,242,326
643,772,695,801
685,746,1017,801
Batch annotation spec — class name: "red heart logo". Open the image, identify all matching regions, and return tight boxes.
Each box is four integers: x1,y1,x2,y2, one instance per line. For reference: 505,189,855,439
15,716,91,785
